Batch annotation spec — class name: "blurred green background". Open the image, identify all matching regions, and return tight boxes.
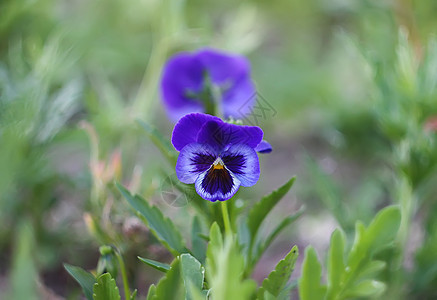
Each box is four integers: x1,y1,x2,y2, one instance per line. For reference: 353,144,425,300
2,0,437,298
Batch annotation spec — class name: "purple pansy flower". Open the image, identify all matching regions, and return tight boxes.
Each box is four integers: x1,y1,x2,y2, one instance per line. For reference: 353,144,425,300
172,113,266,202
161,48,256,122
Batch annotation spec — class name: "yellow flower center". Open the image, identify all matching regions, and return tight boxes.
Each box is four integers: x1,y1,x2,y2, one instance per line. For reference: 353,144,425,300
213,157,225,170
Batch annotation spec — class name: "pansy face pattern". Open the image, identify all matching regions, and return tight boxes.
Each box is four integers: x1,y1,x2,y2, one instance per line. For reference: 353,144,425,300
172,113,268,202
161,49,256,122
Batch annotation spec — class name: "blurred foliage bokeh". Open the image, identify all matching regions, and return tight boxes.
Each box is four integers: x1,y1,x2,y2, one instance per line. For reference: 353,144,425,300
2,0,437,298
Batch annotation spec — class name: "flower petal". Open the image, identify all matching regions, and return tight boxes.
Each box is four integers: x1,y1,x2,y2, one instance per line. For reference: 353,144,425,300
221,78,256,120
221,144,260,186
196,49,256,120
160,53,205,122
254,140,272,153
197,120,263,149
176,143,218,184
196,48,251,85
195,166,241,202
172,113,222,151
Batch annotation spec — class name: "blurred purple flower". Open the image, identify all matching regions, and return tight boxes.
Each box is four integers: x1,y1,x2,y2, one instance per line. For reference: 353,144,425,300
172,113,267,202
160,48,256,122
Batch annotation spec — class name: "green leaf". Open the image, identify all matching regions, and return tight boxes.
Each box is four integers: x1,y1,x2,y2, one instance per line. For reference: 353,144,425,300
237,219,251,254
197,233,210,242
258,245,298,299
394,30,417,95
130,289,137,300
205,223,223,277
92,273,121,300
278,282,297,299
343,280,386,298
209,222,223,247
153,257,184,300
356,260,386,281
146,284,156,300
254,206,304,262
298,247,327,300
326,229,345,299
117,183,186,256
347,207,401,276
347,221,368,273
333,207,400,299
64,264,96,300
137,120,178,165
247,177,296,242
206,223,256,300
138,257,170,273
191,216,207,264
180,253,205,300
261,290,276,300
364,205,401,254
186,282,208,300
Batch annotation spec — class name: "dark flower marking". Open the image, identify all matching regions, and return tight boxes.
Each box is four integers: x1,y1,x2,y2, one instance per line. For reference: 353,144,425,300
201,166,234,196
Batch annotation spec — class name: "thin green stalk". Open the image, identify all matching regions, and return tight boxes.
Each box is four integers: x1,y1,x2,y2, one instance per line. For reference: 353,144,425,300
115,251,131,300
391,174,414,300
131,36,169,120
221,201,232,237
203,94,216,116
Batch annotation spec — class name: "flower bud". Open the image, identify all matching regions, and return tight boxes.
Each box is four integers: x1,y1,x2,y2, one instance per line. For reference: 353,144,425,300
96,245,118,279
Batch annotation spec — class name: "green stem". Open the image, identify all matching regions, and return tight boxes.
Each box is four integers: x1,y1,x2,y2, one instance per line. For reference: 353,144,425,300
203,95,216,116
221,201,232,237
116,251,131,300
199,72,222,118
